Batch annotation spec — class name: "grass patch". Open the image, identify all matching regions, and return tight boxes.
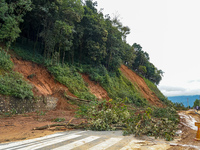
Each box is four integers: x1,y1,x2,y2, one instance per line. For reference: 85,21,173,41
78,64,148,107
48,64,96,100
0,48,14,71
0,72,34,99
143,78,174,106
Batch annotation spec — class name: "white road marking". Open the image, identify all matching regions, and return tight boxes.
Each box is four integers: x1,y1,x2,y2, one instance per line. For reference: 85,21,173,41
89,138,122,150
0,131,86,150
53,136,100,150
120,139,145,150
19,134,81,150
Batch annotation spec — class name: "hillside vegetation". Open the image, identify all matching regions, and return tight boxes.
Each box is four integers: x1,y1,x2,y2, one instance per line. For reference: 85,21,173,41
0,0,180,141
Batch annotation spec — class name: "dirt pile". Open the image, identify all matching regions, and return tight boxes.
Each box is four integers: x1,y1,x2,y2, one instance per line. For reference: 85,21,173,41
81,74,110,100
120,65,163,107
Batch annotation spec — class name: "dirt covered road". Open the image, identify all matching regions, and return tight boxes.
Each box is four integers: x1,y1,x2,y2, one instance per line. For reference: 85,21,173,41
1,109,200,150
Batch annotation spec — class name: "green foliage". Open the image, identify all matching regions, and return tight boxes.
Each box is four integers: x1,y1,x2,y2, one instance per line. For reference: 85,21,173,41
79,64,147,106
0,48,14,71
36,110,46,116
48,64,96,100
152,107,179,123
2,108,17,117
0,0,32,49
0,72,33,99
193,99,200,108
143,78,173,106
131,43,163,85
138,65,147,75
53,118,66,122
77,101,179,140
173,102,188,110
12,43,44,64
124,107,179,141
76,99,130,131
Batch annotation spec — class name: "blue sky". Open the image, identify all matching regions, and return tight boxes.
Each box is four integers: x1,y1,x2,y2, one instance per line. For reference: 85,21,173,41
96,0,200,96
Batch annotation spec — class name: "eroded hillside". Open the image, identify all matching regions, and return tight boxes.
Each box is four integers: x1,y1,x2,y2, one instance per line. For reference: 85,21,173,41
11,57,163,108
120,65,163,107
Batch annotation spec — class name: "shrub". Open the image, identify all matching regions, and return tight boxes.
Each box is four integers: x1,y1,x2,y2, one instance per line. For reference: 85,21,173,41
76,102,179,141
0,48,14,71
48,64,96,100
124,107,179,141
174,102,188,110
152,107,179,123
77,64,147,107
76,99,130,131
0,72,33,99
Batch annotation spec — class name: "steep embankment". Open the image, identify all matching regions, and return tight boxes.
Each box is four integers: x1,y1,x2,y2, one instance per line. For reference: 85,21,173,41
11,57,77,110
11,56,164,109
120,65,163,107
11,57,110,105
81,74,110,100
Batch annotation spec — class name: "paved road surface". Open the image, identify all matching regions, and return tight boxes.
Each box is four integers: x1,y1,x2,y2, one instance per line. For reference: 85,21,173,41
0,130,170,150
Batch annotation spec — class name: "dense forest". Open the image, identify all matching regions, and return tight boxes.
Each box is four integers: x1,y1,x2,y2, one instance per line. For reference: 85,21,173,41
0,0,163,85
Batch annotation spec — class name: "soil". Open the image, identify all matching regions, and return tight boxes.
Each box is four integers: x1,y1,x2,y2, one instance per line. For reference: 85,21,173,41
1,56,199,148
120,65,163,107
0,110,85,143
0,57,110,143
81,74,110,100
167,110,200,150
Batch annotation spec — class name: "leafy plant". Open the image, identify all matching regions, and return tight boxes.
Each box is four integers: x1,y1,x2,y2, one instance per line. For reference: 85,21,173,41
76,99,130,131
0,72,34,99
77,102,179,141
78,64,147,106
174,102,188,110
0,48,14,71
48,64,96,100
152,107,179,123
123,107,178,141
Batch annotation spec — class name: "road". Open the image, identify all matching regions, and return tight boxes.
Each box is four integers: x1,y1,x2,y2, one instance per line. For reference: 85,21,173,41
0,130,170,150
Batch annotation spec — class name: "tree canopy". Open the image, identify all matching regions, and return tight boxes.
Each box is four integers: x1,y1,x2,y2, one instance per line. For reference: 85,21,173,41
0,0,163,85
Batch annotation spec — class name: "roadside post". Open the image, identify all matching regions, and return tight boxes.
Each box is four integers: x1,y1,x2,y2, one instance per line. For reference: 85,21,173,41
195,122,200,140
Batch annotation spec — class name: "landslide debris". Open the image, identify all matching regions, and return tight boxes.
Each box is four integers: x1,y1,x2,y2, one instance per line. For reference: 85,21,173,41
120,65,163,107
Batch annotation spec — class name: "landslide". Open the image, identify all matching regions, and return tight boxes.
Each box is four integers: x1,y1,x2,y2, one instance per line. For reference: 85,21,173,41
120,65,163,107
11,57,76,110
81,74,110,100
11,57,110,105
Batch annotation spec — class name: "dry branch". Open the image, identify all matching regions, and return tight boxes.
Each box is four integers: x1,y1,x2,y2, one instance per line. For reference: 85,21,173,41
33,123,67,130
65,95,91,103
33,120,87,130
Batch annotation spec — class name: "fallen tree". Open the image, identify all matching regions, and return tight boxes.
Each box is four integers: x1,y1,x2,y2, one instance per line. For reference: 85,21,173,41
33,119,87,130
64,95,91,103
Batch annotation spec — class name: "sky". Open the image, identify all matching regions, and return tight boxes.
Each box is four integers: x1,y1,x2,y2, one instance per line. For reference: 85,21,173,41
95,0,200,97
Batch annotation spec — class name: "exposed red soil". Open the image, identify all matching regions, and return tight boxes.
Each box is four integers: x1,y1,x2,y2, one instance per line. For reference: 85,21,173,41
0,110,85,143
120,65,163,107
0,56,166,143
81,74,110,100
0,57,83,143
11,57,77,110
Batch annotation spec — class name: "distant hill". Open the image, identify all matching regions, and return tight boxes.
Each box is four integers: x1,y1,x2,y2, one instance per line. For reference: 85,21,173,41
168,95,200,107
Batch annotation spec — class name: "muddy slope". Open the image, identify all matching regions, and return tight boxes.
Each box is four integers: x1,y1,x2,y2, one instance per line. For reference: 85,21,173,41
11,57,77,110
120,65,163,107
81,74,110,100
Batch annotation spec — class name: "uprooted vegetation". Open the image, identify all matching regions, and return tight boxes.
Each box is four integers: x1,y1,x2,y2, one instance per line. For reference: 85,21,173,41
0,46,180,141
76,99,179,141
